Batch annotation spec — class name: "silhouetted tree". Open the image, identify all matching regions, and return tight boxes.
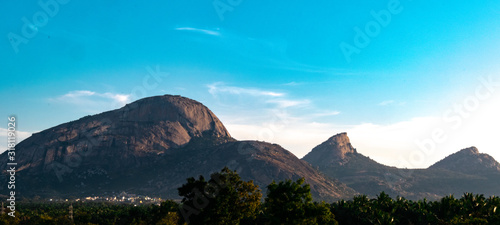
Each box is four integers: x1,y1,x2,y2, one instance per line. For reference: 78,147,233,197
263,178,338,225
178,167,262,225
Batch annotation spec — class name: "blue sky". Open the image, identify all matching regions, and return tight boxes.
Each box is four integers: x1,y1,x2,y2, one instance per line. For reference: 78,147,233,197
1,0,500,168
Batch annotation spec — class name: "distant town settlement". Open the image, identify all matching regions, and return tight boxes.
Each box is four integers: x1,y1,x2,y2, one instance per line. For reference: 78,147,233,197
7,116,16,217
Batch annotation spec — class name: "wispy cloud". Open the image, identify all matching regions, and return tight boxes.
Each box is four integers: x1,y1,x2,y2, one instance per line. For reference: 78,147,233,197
56,90,131,105
208,83,284,97
174,27,354,76
379,100,395,106
378,100,406,106
282,81,305,86
207,83,314,110
266,99,310,108
311,111,341,117
50,90,131,113
63,90,95,98
174,27,221,36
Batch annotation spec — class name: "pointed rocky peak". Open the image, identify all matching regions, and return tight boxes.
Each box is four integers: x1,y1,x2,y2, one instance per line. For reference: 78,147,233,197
302,132,357,166
321,132,357,156
456,146,480,155
324,132,352,147
430,147,500,174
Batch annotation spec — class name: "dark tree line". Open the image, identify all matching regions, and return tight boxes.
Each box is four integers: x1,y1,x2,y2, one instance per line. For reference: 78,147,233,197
1,167,499,224
331,192,500,225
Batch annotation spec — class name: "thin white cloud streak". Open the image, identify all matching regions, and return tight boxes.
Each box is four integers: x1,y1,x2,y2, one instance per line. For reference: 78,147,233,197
282,81,304,86
207,83,284,97
311,111,341,117
174,27,221,36
175,27,356,76
379,100,395,106
49,90,132,114
266,99,310,108
207,83,315,113
63,90,95,98
54,90,131,106
378,100,407,106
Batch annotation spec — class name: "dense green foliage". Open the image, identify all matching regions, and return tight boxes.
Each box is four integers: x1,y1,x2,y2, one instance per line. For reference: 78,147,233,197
178,167,262,224
0,200,180,225
263,178,337,224
331,192,500,225
3,168,500,224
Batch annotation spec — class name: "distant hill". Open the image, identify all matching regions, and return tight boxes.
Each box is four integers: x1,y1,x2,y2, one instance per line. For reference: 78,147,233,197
303,133,500,200
303,133,407,198
0,95,356,201
430,146,500,174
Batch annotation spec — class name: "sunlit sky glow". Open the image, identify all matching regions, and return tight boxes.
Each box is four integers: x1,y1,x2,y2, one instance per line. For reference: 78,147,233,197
1,1,500,168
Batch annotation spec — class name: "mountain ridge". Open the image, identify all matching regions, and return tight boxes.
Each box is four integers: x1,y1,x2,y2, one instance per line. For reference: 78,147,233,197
302,132,358,166
430,146,500,174
303,133,500,200
0,95,356,201
2,95,499,201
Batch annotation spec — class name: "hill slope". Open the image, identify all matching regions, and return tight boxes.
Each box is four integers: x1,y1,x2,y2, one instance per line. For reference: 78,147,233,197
303,133,404,197
0,95,355,201
429,147,500,174
303,133,500,200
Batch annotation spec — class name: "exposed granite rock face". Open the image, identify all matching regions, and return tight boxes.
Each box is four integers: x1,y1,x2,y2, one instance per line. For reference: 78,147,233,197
0,95,233,197
11,95,232,173
429,147,500,174
302,132,357,166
